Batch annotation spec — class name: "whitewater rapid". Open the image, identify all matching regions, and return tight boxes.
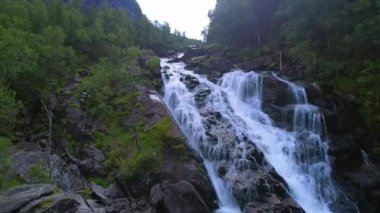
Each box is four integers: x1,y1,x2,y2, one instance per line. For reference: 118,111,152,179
160,57,336,213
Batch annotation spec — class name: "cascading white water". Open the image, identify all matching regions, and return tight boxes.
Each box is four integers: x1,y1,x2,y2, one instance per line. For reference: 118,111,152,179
161,57,337,213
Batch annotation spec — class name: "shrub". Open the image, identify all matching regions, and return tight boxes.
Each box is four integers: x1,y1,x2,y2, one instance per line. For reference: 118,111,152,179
0,136,23,190
0,85,22,134
147,56,161,71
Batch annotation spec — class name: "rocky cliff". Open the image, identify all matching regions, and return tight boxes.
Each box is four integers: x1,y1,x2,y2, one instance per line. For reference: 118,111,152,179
169,47,380,213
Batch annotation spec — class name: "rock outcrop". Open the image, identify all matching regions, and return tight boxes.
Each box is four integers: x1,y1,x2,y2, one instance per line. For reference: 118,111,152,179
175,46,380,213
0,184,56,212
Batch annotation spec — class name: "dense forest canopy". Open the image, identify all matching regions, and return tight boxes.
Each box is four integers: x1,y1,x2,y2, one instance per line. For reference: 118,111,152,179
207,0,380,133
0,0,203,190
0,0,198,135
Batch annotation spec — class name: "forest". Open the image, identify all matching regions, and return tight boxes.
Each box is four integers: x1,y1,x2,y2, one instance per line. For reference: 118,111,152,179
0,0,196,138
0,0,198,189
207,0,380,135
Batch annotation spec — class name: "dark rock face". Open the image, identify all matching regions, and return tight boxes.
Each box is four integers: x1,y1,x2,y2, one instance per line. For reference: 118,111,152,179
150,181,210,213
319,94,380,213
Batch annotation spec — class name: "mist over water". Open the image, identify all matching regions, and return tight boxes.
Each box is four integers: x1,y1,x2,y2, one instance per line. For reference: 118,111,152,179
161,57,336,213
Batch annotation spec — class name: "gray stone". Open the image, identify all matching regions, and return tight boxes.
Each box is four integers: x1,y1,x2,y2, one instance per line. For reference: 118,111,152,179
0,184,55,212
18,192,92,213
91,182,107,201
106,183,125,199
50,154,86,191
162,180,210,213
11,150,49,184
149,184,164,206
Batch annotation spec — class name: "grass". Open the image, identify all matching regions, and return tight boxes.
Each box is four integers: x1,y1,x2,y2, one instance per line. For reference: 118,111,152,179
27,163,50,183
0,136,24,190
95,117,172,180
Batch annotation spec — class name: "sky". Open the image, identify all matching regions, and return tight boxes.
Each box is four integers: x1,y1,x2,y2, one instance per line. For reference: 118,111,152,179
136,0,217,39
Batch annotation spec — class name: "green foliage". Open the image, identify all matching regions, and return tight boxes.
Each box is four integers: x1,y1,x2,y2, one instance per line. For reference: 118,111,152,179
88,176,113,188
147,56,161,71
0,0,201,190
207,0,281,50
39,199,54,209
0,137,23,190
27,163,50,183
207,0,380,135
95,117,172,180
0,0,199,138
82,186,91,199
0,85,22,134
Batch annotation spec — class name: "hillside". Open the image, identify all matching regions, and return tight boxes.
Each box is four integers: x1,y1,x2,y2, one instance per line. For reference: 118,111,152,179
0,1,217,212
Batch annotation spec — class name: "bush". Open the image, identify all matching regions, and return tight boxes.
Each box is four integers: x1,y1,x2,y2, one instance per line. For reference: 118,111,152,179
0,85,22,134
0,136,23,190
147,56,161,71
95,117,172,180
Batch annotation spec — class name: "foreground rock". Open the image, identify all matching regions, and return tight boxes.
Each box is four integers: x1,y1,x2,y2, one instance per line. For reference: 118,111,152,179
0,184,55,212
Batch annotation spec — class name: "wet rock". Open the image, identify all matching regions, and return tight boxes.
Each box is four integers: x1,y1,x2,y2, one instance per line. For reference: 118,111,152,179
305,82,323,102
195,88,212,107
261,73,294,107
168,56,184,63
0,184,55,212
191,81,302,211
180,74,200,90
244,201,305,213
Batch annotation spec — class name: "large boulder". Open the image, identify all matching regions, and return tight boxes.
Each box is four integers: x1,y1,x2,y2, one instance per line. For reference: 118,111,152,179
11,147,49,184
0,184,55,212
18,192,92,213
50,154,87,191
150,180,210,213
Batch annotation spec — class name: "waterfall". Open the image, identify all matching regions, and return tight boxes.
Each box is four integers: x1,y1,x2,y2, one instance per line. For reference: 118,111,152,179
161,57,337,213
